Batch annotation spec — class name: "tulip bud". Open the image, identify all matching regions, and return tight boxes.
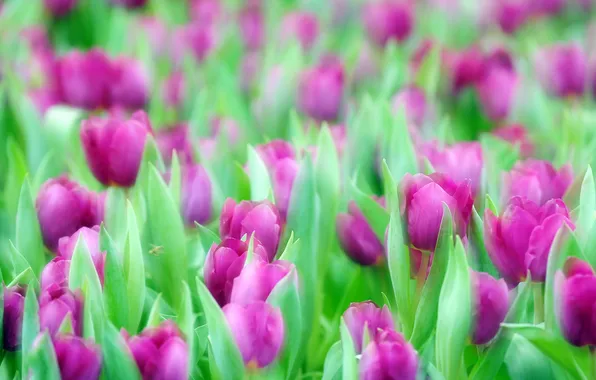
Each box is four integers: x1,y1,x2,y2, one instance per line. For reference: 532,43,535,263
52,335,102,380
41,257,71,290
446,47,486,93
80,111,152,187
471,271,509,345
39,284,83,336
337,200,385,266
204,238,269,305
162,72,185,109
493,124,534,157
485,197,574,286
359,329,418,380
362,1,414,47
343,301,394,353
401,173,474,251
220,199,282,261
255,140,296,168
156,124,194,165
392,86,430,127
280,11,319,51
230,260,294,304
239,3,264,51
177,164,213,226
223,301,284,368
3,286,26,351
297,58,345,122
492,0,529,34
477,65,518,121
535,43,587,98
58,226,106,285
126,320,189,380
109,57,149,110
502,159,572,206
271,158,300,220
36,176,102,251
110,0,147,8
44,0,78,17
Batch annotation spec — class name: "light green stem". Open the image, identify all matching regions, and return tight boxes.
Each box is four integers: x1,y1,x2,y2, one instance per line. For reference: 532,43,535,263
533,283,544,324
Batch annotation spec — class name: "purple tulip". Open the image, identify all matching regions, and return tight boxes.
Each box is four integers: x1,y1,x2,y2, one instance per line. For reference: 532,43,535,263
471,271,509,345
41,256,71,290
3,286,26,351
337,200,385,266
204,238,269,306
359,329,418,380
271,158,300,220
110,57,149,110
392,86,430,127
44,0,77,17
255,140,296,168
493,124,534,157
239,2,264,51
362,1,414,47
230,260,294,304
530,0,565,16
492,0,529,34
180,164,212,226
401,173,474,251
477,64,518,121
57,226,106,285
502,159,573,206
162,72,185,109
110,0,147,8
445,47,486,93
56,49,113,110
420,141,483,195
343,301,394,353
126,320,189,380
535,43,587,98
80,110,152,187
485,197,574,286
156,124,194,165
179,23,216,63
39,284,83,336
36,176,103,251
52,335,102,380
297,57,345,122
280,11,319,51
190,0,222,24
220,199,283,261
223,301,284,368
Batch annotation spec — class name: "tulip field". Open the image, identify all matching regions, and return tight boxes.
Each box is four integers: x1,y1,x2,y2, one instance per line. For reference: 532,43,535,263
2,0,596,379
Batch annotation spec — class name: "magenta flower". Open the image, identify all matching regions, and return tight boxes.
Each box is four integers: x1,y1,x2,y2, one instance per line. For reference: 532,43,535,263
230,260,294,304
239,2,264,51
337,200,385,266
280,11,319,50
162,72,185,109
220,199,282,261
392,86,430,127
362,1,414,47
343,301,394,353
39,284,83,337
126,321,189,380
171,24,216,64
109,57,149,110
156,124,194,165
179,164,212,226
530,0,565,16
485,197,574,285
44,0,78,17
58,226,106,285
502,159,573,206
3,286,26,351
359,329,418,380
190,0,222,24
110,0,147,8
52,335,102,380
471,271,509,345
255,140,296,168
477,64,518,121
297,58,345,122
445,47,486,93
41,257,71,290
271,158,300,220
401,173,474,251
223,301,284,368
493,0,529,34
80,110,152,187
204,238,268,306
36,177,103,251
493,124,534,157
535,43,587,98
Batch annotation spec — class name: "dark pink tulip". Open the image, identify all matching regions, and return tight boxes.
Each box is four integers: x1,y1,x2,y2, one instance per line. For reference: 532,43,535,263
401,173,474,251
180,164,212,226
493,124,534,157
392,85,430,127
58,226,106,285
337,200,385,266
362,1,414,47
359,329,418,380
41,256,71,290
445,47,486,93
52,335,102,380
162,72,185,109
3,286,26,351
223,301,284,368
110,0,147,8
156,124,194,165
297,58,345,122
110,58,149,110
56,49,113,110
530,0,565,16
535,44,587,98
493,0,529,34
36,176,103,251
171,24,216,64
204,238,268,306
80,110,152,187
280,11,319,50
126,320,189,380
255,140,296,168
239,2,264,51
477,65,518,121
502,159,572,206
471,271,509,345
343,301,394,353
230,260,294,304
44,0,77,16
220,199,282,261
271,158,299,220
485,197,574,285
39,284,83,336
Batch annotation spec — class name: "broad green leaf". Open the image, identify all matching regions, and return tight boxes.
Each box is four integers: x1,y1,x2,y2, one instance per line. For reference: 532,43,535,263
104,187,128,250
577,166,595,248
102,322,142,380
124,202,145,333
100,227,129,330
28,332,61,380
470,207,499,276
415,44,441,96
9,240,31,279
340,318,357,380
382,104,417,182
4,138,28,223
247,145,273,202
7,267,33,288
322,342,342,380
21,287,40,376
16,178,45,276
169,152,182,209
146,293,163,328
177,282,195,377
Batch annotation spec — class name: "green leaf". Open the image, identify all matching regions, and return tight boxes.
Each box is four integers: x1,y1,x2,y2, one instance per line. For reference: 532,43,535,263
9,240,31,279
435,237,471,380
350,180,389,242
4,138,28,223
124,202,145,333
196,278,245,379
102,322,142,380
21,286,40,376
58,313,73,335
415,44,441,96
16,178,45,276
177,282,195,376
169,152,182,209
485,194,499,216
104,187,128,250
577,166,595,248
28,332,61,380
7,267,34,288
247,145,273,202
340,318,357,380
146,293,163,327
100,226,129,330
381,103,417,182
469,207,499,276
322,342,342,380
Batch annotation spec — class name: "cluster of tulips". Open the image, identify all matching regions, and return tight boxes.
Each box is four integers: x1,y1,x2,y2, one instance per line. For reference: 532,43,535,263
2,0,596,379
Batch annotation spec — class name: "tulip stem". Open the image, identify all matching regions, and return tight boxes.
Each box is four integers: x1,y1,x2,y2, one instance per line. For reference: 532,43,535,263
415,253,430,297
533,283,544,324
